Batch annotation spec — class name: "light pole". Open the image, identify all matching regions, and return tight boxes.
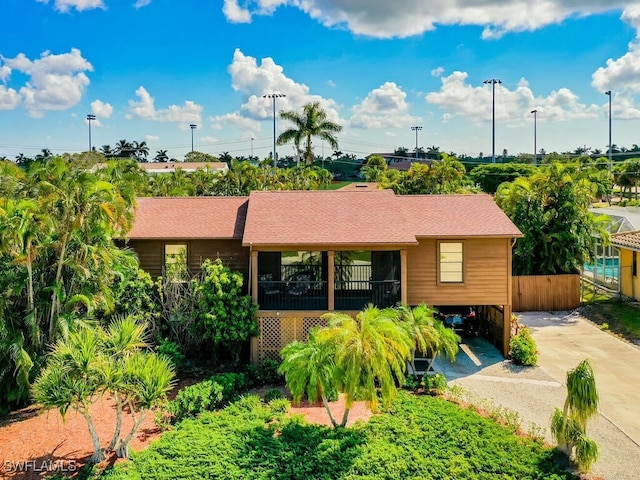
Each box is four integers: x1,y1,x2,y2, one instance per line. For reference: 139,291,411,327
605,90,612,173
250,137,254,160
484,79,502,163
263,93,286,162
411,126,422,160
530,109,537,165
86,114,95,151
189,124,197,153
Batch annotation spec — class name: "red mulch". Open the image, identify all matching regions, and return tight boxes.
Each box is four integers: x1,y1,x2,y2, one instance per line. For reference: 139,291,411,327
0,385,372,479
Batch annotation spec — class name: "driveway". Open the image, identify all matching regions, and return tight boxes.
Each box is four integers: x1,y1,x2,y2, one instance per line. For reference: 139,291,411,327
435,312,640,480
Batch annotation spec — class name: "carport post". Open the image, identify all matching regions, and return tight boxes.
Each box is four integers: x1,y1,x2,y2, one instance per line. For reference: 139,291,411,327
502,304,512,357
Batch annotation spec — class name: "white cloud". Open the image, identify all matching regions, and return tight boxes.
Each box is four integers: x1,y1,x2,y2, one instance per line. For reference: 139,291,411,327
0,65,10,82
37,0,105,12
222,1,621,38
91,99,113,118
592,8,640,94
426,71,599,124
226,49,344,125
327,80,336,87
223,0,251,23
0,86,21,110
431,67,444,77
126,86,202,128
350,82,417,128
210,112,261,134
145,134,159,142
134,0,152,8
200,135,219,144
2,48,92,117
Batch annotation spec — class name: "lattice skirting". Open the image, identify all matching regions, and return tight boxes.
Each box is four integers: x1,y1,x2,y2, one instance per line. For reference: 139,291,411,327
254,312,328,363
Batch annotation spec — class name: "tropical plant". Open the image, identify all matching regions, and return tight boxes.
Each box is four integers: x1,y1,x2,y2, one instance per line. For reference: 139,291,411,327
281,305,412,428
496,163,611,275
550,359,599,472
31,318,175,461
154,149,169,163
192,259,258,365
277,101,342,166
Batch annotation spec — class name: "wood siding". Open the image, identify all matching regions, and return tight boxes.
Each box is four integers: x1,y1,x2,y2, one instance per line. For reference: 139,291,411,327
406,237,511,306
512,274,580,311
127,239,249,280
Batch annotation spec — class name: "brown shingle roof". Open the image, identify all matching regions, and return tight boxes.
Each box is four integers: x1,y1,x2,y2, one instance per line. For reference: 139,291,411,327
242,190,418,247
611,230,640,251
127,197,247,239
398,194,523,237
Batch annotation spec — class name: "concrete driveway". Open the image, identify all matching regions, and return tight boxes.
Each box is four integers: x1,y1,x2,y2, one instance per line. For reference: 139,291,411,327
520,310,640,446
435,312,640,479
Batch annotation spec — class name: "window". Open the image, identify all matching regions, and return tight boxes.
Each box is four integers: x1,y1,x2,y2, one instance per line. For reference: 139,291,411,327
165,244,187,281
439,242,463,283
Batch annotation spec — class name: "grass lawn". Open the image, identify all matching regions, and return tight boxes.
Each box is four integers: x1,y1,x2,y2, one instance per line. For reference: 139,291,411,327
580,300,640,342
321,181,354,190
89,391,575,480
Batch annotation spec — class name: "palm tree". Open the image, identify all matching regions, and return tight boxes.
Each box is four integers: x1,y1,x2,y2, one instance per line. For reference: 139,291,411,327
277,101,342,166
100,145,113,157
133,141,149,162
154,149,169,163
397,304,460,374
551,359,599,472
319,305,412,426
114,139,134,158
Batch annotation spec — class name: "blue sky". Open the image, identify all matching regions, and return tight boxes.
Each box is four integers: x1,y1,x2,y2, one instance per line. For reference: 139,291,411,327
1,0,640,162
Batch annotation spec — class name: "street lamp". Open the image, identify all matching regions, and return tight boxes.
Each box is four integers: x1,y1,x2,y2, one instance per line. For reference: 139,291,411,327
250,137,254,159
605,90,612,173
484,79,502,163
530,109,537,165
86,114,96,151
411,126,422,160
189,124,197,153
263,93,286,162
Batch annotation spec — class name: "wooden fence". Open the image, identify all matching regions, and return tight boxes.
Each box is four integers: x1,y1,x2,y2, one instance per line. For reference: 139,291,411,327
512,274,580,311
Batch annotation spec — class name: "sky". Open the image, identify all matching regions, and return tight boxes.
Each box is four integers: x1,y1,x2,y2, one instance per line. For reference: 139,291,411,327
1,0,640,162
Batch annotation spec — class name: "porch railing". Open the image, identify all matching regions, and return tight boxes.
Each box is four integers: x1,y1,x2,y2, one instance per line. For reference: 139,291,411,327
258,280,328,310
335,279,400,310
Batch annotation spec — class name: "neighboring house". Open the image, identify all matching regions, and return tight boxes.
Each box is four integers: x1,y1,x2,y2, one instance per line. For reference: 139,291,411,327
610,231,640,301
124,190,522,362
137,161,229,174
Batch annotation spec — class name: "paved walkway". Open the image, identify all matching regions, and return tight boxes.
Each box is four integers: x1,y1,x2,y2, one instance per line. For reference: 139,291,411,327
435,311,640,480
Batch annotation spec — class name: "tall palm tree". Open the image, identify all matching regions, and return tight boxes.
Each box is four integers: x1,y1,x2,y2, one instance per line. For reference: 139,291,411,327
114,139,134,158
277,101,342,166
133,140,149,162
100,145,113,157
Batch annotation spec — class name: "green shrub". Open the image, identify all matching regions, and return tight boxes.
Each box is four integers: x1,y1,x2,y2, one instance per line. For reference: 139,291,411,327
210,371,248,402
156,338,185,369
422,373,447,395
171,379,224,422
267,397,290,414
263,388,285,403
404,374,421,391
509,326,539,366
246,358,284,386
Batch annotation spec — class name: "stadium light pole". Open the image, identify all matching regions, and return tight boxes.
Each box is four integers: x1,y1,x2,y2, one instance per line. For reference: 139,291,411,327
411,126,422,160
484,79,502,163
86,114,96,151
605,90,612,173
263,93,286,162
530,109,537,165
190,124,197,152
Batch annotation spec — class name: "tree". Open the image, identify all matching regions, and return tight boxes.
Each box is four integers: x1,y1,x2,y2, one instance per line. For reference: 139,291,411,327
496,163,610,275
192,259,258,365
133,141,149,162
277,102,342,166
31,319,175,462
469,163,538,194
100,145,114,157
184,150,218,163
551,359,599,472
319,306,411,426
114,139,134,158
154,149,169,163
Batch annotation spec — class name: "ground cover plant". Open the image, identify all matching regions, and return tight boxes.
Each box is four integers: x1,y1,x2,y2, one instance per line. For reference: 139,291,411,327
95,391,575,480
